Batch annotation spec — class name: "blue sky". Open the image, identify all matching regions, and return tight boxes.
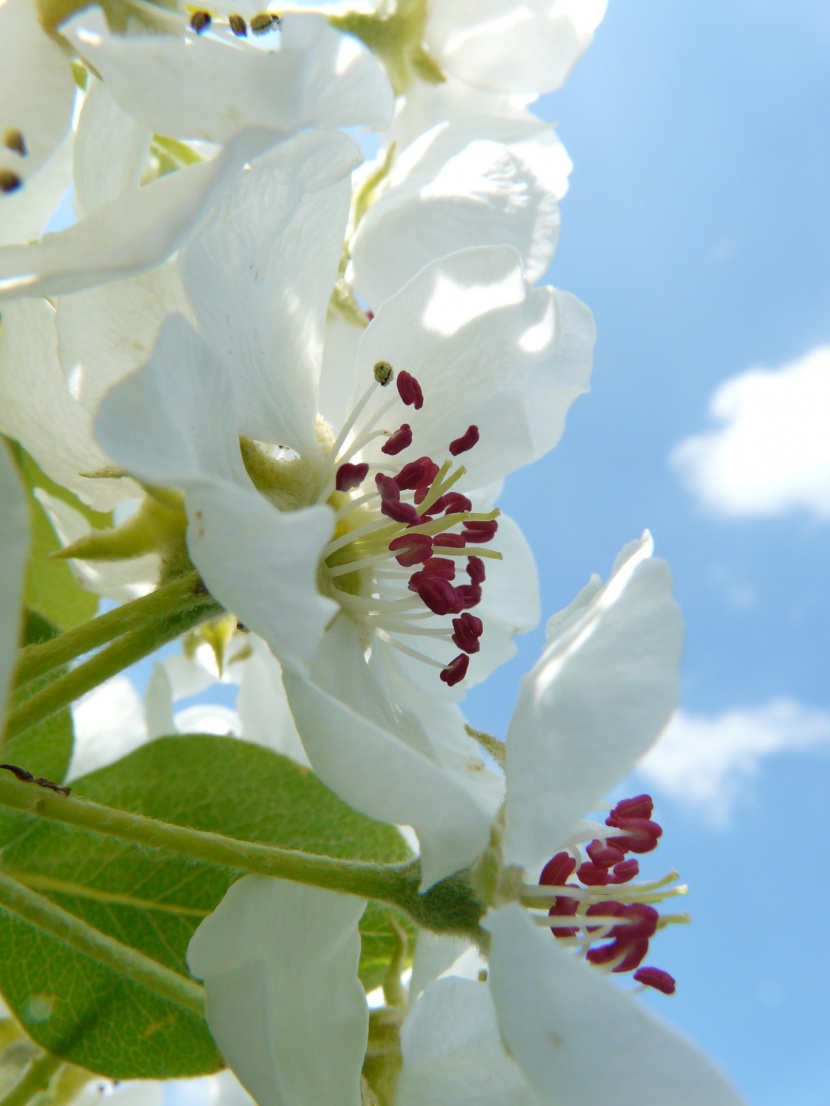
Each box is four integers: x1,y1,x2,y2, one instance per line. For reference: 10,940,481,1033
462,3,830,1102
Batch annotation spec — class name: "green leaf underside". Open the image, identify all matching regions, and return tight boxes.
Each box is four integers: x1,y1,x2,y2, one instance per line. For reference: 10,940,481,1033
0,736,413,1078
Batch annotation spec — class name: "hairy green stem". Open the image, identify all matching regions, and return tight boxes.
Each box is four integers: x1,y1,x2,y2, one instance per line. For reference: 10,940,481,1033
0,777,484,940
0,873,204,1016
4,601,222,744
15,572,214,688
0,1053,63,1106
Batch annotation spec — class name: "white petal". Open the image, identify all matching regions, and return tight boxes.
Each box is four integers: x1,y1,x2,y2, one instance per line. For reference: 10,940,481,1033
179,129,359,452
426,0,607,94
63,10,393,143
282,616,498,887
351,117,570,305
69,676,149,779
0,442,28,725
409,933,470,1001
354,247,594,487
398,976,536,1106
502,535,683,877
0,0,75,189
188,877,367,1106
0,127,278,299
0,297,132,510
485,905,746,1106
73,79,152,218
235,638,310,766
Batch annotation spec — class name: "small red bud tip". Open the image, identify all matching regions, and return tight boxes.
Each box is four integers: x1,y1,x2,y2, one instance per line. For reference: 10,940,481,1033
397,370,424,409
440,653,469,686
539,851,577,886
335,462,369,492
388,533,433,567
382,423,413,456
449,425,480,456
634,967,676,995
466,556,486,584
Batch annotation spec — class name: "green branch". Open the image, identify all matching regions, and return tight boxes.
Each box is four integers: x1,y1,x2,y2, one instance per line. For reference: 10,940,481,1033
0,1054,63,1106
4,599,221,745
0,777,484,940
15,571,216,688
0,873,204,1016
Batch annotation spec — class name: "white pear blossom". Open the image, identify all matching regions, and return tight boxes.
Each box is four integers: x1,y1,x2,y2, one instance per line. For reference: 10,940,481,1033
0,7,392,300
424,0,608,95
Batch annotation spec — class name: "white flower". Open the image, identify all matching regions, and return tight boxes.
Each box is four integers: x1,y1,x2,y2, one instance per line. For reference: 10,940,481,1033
0,8,392,300
0,0,76,244
424,0,608,95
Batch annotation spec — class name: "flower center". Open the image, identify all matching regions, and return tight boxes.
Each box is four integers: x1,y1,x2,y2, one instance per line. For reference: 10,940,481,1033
523,795,686,995
313,363,501,687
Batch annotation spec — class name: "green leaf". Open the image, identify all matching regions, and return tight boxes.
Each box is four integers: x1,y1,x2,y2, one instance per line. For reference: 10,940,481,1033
11,445,109,632
0,736,412,1079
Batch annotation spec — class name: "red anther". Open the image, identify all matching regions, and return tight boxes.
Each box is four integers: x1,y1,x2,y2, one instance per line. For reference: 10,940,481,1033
611,937,650,973
634,967,676,995
577,862,609,887
584,900,624,933
394,460,427,490
422,557,456,580
609,817,663,854
457,584,482,609
388,533,433,567
434,533,465,549
606,794,654,824
375,472,401,503
609,858,640,884
413,577,463,616
586,841,627,869
366,310,375,321
413,460,441,503
549,896,580,938
462,521,498,544
382,424,413,456
452,612,484,654
610,904,658,941
449,425,480,456
466,556,486,584
429,492,472,516
397,370,424,410
585,940,622,966
440,653,469,686
335,462,369,492
382,499,421,524
539,852,577,886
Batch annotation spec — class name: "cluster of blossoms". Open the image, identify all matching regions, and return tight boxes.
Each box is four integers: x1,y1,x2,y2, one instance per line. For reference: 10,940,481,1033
0,1,746,1106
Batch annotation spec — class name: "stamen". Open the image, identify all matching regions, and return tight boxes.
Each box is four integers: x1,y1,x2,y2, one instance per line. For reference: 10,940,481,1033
0,171,22,194
388,533,433,567
449,425,480,456
189,10,211,32
381,424,413,456
3,130,26,157
374,360,394,385
335,462,369,492
396,370,424,410
250,11,281,34
440,654,469,686
467,556,486,584
634,967,676,995
229,13,247,34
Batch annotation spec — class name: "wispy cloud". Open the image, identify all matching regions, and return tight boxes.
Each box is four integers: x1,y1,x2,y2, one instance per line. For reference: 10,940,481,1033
670,345,830,518
637,700,830,824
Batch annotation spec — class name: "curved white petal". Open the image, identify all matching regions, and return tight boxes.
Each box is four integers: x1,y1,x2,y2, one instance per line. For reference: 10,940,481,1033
69,675,149,780
485,905,746,1106
235,638,310,766
0,130,72,248
73,79,152,218
0,127,278,299
426,0,607,94
188,876,368,1106
0,0,75,194
0,442,28,725
502,535,684,878
282,616,498,887
351,117,570,305
0,297,132,510
398,976,536,1106
179,129,359,452
354,247,594,487
63,9,393,143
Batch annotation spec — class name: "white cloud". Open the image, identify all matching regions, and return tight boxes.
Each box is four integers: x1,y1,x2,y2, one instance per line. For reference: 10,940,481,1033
637,700,830,825
670,345,830,518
